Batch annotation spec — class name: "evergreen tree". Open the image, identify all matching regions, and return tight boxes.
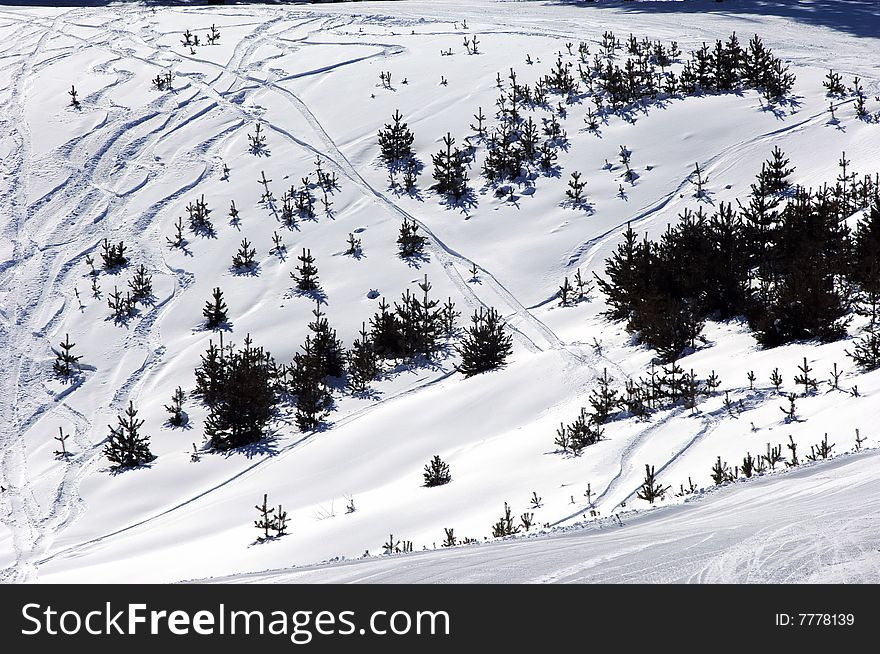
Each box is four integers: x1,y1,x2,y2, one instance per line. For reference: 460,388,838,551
291,248,319,292
423,455,452,487
104,401,154,469
589,368,621,424
370,298,405,361
397,217,427,258
290,337,332,431
636,464,669,504
457,307,513,377
431,132,469,199
765,146,795,195
53,333,81,378
307,304,345,379
128,264,153,303
203,287,228,329
378,109,415,165
193,337,226,407
164,386,187,427
204,335,278,450
348,322,380,393
232,238,257,270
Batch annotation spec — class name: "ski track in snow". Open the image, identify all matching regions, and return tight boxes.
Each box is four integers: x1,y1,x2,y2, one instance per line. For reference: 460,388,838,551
0,5,593,579
1,2,879,582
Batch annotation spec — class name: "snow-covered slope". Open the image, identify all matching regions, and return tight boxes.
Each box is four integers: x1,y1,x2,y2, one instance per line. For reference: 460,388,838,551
199,447,880,584
0,0,878,583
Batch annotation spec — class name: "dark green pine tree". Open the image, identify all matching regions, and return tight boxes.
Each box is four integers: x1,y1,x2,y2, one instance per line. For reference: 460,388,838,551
290,337,333,431
164,386,187,427
307,303,345,379
764,146,795,195
53,333,82,378
203,287,228,329
750,187,850,346
423,455,451,487
347,322,380,393
205,335,278,450
378,109,415,165
291,248,319,292
104,401,155,469
128,264,153,303
589,368,621,424
193,337,227,407
397,217,427,258
431,132,469,199
851,195,880,324
370,298,405,360
457,307,514,377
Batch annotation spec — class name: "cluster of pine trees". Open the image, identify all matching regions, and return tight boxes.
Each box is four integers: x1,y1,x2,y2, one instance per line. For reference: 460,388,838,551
598,148,880,362
555,364,723,455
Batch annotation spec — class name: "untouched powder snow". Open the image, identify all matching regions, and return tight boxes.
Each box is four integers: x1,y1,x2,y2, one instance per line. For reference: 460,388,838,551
0,0,879,583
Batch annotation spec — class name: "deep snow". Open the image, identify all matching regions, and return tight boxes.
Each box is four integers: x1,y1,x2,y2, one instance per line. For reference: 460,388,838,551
0,0,878,583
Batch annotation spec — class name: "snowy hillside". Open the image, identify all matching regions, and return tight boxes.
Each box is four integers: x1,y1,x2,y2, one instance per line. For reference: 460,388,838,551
1,0,879,584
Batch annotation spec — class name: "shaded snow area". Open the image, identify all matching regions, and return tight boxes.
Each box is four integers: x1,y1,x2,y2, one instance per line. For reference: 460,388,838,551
0,0,878,583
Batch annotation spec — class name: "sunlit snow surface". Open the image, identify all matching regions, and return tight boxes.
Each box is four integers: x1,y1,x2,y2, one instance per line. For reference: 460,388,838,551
0,1,878,583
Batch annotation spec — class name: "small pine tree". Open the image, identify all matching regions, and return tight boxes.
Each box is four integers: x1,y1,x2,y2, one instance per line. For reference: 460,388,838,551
431,132,469,199
203,287,228,329
128,265,153,303
232,238,257,270
423,455,452,487
397,217,427,258
54,426,71,459
53,333,82,378
347,322,379,393
636,464,669,504
456,307,513,377
291,248,319,292
491,502,521,538
164,386,187,427
254,493,276,542
378,110,415,165
104,401,154,469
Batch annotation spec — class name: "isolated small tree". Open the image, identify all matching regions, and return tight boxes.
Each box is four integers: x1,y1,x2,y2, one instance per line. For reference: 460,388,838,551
203,287,228,329
397,217,427,258
128,265,153,303
164,386,187,427
689,162,709,198
248,123,267,154
491,502,521,538
423,455,452,487
68,85,80,109
456,307,513,377
794,357,818,395
636,464,669,504
232,238,257,270
254,494,276,542
378,110,415,165
345,232,362,257
53,333,82,378
104,401,154,469
291,248,319,292
566,170,587,205
54,426,71,459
